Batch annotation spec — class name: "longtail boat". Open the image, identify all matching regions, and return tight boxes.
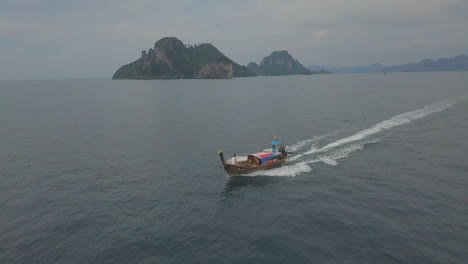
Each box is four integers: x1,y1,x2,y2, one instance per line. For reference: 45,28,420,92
218,141,289,176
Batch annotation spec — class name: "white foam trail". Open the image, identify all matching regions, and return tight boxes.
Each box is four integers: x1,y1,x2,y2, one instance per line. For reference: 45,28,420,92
287,154,303,162
244,162,312,177
318,157,338,166
287,139,313,152
313,138,381,165
243,97,464,177
287,130,342,161
305,97,462,155
288,130,342,152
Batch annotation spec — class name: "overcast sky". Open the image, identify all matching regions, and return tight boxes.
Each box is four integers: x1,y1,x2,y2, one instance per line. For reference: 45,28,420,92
1,0,467,80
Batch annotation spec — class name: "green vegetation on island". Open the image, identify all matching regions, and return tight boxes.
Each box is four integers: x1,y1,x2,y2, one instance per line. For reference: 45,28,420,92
113,37,256,79
247,51,327,76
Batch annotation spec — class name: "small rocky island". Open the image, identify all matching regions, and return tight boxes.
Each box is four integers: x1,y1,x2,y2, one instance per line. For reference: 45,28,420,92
247,51,319,76
113,37,255,79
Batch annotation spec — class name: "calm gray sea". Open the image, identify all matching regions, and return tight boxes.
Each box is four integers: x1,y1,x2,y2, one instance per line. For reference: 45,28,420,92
0,72,467,264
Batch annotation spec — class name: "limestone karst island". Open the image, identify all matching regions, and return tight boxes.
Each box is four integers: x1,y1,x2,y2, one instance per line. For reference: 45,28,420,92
112,37,324,79
113,37,255,79
247,50,314,76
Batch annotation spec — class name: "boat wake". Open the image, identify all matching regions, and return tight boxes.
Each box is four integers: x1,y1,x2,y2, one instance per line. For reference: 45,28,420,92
243,97,464,177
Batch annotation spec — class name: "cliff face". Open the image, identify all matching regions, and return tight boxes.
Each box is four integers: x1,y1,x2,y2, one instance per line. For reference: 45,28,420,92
113,37,256,79
197,60,234,79
248,50,312,76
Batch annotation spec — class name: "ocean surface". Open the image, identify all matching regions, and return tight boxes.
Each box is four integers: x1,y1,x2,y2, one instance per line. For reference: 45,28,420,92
0,72,467,264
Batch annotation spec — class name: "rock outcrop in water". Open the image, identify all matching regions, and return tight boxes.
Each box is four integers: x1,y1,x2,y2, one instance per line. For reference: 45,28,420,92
113,37,256,79
247,50,316,76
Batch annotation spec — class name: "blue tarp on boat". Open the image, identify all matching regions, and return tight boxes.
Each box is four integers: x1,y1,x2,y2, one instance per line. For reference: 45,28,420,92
248,152,278,164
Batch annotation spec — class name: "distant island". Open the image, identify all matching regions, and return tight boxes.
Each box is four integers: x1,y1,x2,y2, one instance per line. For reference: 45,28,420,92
309,54,468,73
113,37,255,79
113,38,331,79
248,51,328,76
113,38,468,78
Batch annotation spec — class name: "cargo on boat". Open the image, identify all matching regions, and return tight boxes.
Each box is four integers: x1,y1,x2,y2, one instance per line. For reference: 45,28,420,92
218,142,288,176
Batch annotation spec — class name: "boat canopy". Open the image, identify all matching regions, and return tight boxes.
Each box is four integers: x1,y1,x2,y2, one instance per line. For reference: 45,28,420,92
272,141,281,145
248,152,278,164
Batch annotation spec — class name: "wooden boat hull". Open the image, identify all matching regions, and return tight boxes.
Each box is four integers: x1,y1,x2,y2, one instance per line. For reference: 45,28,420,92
222,155,288,176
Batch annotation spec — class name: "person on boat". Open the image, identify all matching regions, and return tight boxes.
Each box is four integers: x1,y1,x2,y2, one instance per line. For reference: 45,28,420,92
255,158,260,166
279,145,286,155
249,157,260,166
272,144,276,153
232,153,237,165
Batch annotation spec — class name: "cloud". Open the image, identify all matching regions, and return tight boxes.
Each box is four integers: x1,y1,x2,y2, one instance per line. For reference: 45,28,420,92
313,30,329,39
0,0,467,79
